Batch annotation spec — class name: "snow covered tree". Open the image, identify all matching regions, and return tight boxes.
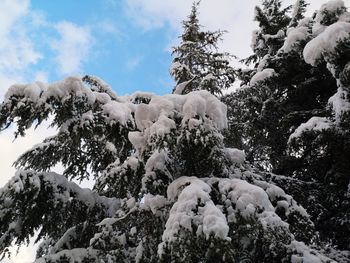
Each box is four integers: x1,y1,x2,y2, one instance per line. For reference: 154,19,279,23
245,0,291,65
288,0,350,250
223,0,350,252
0,75,334,262
170,2,235,96
223,0,320,172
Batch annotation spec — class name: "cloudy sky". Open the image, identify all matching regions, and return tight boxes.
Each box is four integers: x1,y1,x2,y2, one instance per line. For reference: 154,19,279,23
0,0,347,262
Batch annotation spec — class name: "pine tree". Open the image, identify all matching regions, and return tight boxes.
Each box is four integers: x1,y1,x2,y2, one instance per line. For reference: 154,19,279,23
0,75,333,262
170,2,235,96
223,0,350,251
245,0,291,65
288,0,350,250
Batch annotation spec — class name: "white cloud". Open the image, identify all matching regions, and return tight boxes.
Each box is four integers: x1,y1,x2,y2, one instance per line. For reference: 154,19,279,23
0,0,42,86
0,4,42,72
98,19,120,35
0,74,19,101
125,0,349,60
126,56,143,70
0,121,56,184
0,0,28,35
34,71,49,82
51,21,93,75
126,0,257,59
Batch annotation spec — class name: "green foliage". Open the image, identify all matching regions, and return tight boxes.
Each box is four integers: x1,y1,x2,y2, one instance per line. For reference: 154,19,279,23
0,171,114,260
224,0,350,251
0,1,347,262
171,2,235,96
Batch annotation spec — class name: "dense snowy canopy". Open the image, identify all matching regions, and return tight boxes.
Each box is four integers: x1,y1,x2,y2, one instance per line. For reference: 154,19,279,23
0,75,333,262
1,0,350,262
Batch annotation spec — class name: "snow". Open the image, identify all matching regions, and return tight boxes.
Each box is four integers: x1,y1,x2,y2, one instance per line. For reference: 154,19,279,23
258,210,288,230
250,68,276,86
4,81,47,103
142,150,171,192
253,180,286,202
134,103,157,130
288,117,331,142
328,87,350,122
51,226,78,253
223,148,245,164
94,92,112,104
149,115,176,137
185,90,227,130
135,242,144,263
142,194,167,214
160,177,229,255
45,77,96,104
218,178,274,219
81,110,93,123
263,29,285,42
201,201,229,240
173,79,193,95
313,0,346,35
167,176,206,202
304,22,350,66
83,75,118,100
130,91,154,104
253,179,309,218
298,17,313,28
130,226,137,236
126,156,140,170
182,92,207,120
202,73,216,82
1,170,120,216
2,78,228,161
170,61,191,77
250,29,261,51
280,26,310,53
289,241,335,263
96,217,117,227
128,131,146,154
4,77,96,110
34,248,99,263
105,141,117,153
102,100,133,125
1,67,338,262
129,90,227,154
144,150,169,173
257,54,270,72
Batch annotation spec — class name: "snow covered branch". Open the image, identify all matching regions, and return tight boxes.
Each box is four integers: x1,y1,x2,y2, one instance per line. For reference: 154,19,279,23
0,170,119,259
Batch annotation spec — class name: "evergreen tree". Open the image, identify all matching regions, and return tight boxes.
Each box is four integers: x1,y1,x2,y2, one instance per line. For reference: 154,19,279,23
0,1,348,262
170,2,235,96
0,75,333,262
245,0,291,65
223,0,350,252
288,0,350,250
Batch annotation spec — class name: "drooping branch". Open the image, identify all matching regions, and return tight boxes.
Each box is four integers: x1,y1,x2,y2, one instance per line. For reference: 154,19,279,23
0,77,134,180
0,170,119,259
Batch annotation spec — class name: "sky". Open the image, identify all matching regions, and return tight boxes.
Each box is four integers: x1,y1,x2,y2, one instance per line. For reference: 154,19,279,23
0,0,347,262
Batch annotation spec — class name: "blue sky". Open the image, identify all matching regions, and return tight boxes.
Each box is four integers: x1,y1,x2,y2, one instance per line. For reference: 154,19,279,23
2,0,177,96
0,0,339,101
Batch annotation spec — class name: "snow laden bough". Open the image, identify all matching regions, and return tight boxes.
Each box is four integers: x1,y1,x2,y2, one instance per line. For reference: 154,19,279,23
0,76,333,262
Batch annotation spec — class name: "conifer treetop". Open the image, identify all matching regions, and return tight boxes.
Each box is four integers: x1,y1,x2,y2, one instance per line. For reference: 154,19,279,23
171,1,235,96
